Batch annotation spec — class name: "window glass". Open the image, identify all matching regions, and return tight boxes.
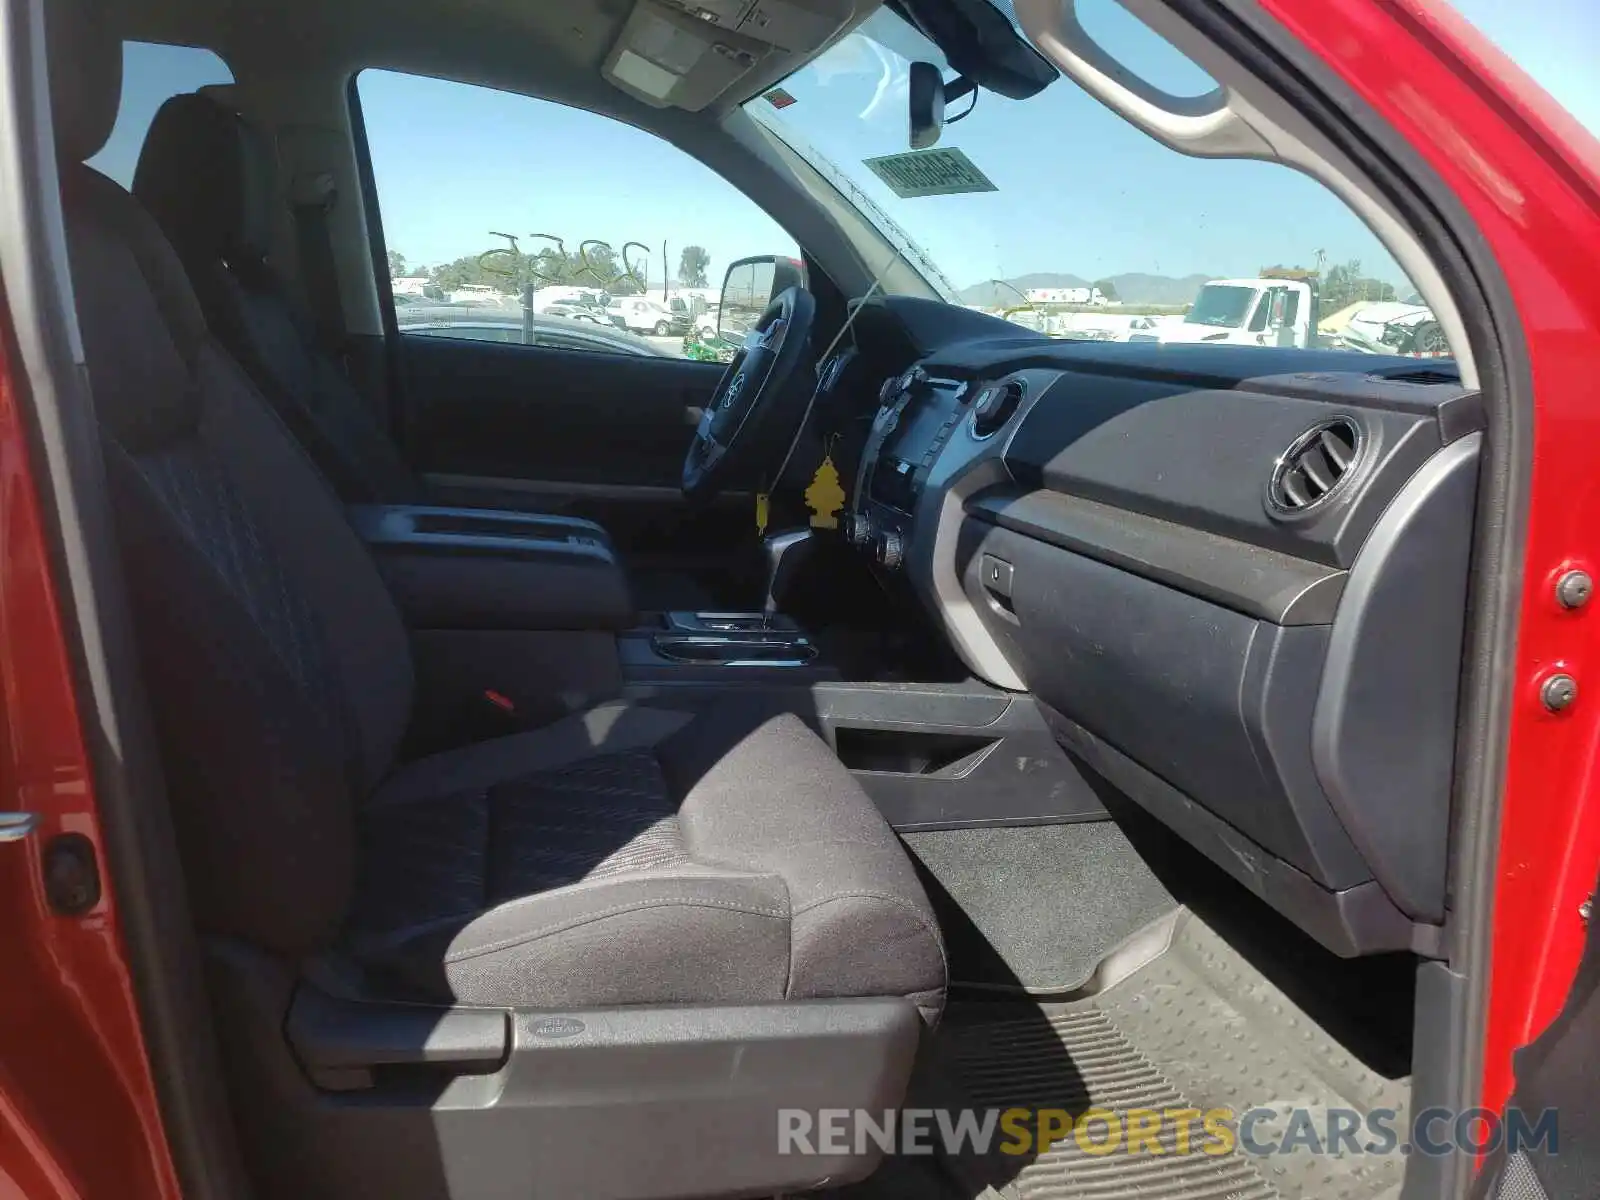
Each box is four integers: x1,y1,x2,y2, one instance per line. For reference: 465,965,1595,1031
1280,290,1301,328
745,1,1454,357
86,41,234,186
356,70,798,361
1247,292,1271,333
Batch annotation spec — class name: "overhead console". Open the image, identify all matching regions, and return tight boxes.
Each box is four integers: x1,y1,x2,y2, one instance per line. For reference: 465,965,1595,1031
845,319,1483,958
602,0,860,110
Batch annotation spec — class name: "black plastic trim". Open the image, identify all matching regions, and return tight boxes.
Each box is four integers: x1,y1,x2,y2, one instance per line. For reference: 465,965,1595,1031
1004,373,1448,570
1313,435,1481,922
287,987,508,1079
350,505,635,630
215,944,921,1200
959,521,1372,888
1048,708,1439,958
615,679,1106,828
348,503,616,560
344,74,411,444
967,487,1347,624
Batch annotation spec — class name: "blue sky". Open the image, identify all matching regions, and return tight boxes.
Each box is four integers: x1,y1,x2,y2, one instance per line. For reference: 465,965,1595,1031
89,0,1599,293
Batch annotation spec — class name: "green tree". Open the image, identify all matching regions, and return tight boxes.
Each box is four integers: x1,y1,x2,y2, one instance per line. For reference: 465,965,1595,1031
679,245,711,288
1092,278,1119,303
1321,259,1396,313
386,249,407,279
431,250,517,296
572,243,621,290
529,247,571,286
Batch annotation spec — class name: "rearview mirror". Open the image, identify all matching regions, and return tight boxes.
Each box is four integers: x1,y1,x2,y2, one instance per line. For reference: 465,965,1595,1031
718,255,806,341
909,62,947,149
908,62,979,149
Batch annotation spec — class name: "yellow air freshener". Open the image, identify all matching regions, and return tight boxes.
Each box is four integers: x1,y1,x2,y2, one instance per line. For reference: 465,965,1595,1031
805,454,846,529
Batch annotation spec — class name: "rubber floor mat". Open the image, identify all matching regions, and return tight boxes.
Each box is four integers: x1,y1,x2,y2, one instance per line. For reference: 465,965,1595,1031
946,1005,1276,1200
940,914,1408,1200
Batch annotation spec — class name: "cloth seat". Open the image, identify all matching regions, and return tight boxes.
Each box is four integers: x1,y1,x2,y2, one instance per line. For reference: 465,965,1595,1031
47,0,944,1023
133,90,424,504
350,701,946,1022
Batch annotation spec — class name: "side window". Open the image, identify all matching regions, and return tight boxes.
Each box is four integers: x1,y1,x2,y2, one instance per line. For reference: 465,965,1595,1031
1247,291,1273,333
86,42,233,187
355,70,799,360
1280,290,1301,328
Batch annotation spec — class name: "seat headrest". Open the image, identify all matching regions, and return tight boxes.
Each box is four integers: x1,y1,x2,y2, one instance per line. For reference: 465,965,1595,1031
46,0,122,162
133,93,275,268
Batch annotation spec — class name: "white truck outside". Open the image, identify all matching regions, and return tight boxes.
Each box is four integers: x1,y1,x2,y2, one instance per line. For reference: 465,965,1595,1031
1157,278,1315,348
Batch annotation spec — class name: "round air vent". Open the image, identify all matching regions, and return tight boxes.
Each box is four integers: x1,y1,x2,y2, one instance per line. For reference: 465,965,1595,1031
970,379,1026,440
1267,417,1362,515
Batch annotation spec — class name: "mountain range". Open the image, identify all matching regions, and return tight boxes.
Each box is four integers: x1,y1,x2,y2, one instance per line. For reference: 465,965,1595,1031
958,272,1215,307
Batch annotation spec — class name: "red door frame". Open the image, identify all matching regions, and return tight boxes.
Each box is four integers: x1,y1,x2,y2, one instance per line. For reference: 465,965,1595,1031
4,0,1600,1194
0,322,181,1200
1253,0,1600,1120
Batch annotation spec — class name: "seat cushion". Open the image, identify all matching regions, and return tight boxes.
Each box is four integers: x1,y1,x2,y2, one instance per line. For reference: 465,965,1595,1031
348,701,947,1023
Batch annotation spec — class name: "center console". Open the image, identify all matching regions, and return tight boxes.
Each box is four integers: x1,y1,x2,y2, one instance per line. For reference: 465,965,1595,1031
618,610,833,682
348,505,634,631
843,366,976,572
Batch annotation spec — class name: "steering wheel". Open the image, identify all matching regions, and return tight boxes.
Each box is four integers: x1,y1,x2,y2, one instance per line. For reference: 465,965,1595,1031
682,286,817,500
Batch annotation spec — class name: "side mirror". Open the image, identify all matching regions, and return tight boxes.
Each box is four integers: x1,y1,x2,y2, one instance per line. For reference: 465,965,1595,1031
718,255,806,341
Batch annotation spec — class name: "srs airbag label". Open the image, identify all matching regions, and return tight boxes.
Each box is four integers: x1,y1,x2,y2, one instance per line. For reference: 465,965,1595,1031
530,1016,586,1038
863,148,998,198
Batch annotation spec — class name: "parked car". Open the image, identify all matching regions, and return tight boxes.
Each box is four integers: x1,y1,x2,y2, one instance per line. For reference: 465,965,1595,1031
607,295,691,336
539,298,618,325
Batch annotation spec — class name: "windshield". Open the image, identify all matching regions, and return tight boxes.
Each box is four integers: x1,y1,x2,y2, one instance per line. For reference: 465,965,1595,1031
1186,285,1256,328
744,2,1441,355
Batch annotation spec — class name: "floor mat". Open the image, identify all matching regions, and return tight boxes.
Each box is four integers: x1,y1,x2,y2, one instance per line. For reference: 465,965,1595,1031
902,823,1177,993
939,913,1409,1200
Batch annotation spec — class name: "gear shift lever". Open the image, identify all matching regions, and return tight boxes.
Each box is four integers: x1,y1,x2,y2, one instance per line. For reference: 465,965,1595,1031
761,528,814,628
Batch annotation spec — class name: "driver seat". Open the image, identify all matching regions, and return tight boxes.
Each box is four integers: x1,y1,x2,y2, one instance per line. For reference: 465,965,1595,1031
132,89,427,506
130,89,716,610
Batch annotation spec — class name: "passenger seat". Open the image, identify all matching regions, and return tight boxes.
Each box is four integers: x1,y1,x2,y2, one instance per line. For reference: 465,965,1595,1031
48,4,943,1195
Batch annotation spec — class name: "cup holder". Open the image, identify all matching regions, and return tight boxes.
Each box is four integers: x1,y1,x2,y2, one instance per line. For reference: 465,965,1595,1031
651,634,817,667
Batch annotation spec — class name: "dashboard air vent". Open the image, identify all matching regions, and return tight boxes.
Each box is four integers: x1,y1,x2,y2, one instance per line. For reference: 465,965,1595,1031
970,380,1025,440
1268,418,1361,514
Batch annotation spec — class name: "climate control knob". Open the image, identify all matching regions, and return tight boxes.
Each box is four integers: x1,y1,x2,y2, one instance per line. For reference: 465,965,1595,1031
876,530,905,570
844,511,875,548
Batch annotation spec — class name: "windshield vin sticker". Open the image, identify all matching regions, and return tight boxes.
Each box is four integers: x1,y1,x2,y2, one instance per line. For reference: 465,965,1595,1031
862,148,998,198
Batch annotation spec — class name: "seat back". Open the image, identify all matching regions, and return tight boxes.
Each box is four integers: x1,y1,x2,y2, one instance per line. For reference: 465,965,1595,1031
48,0,414,955
132,92,424,503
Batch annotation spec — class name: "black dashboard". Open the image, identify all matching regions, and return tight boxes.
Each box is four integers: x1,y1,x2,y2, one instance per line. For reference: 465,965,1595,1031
839,296,1482,959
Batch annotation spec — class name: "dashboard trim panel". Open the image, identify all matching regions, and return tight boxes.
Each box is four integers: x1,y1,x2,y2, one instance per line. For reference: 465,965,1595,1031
839,316,1480,954
966,488,1348,625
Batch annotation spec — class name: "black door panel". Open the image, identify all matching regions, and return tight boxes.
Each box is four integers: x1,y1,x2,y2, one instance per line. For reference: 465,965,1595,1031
400,334,760,605
403,335,723,488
